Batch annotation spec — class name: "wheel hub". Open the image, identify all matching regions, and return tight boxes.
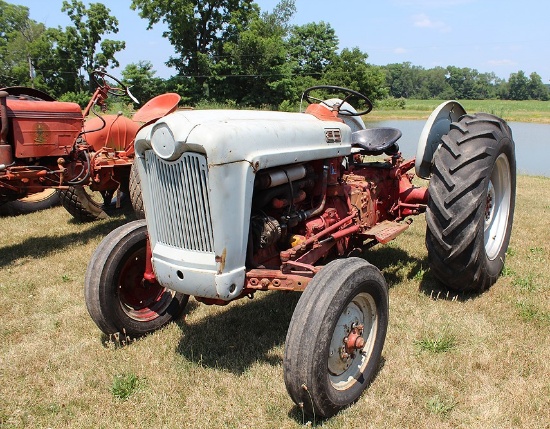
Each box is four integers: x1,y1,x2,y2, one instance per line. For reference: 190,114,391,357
342,324,365,359
485,181,495,225
328,292,377,386
118,249,170,322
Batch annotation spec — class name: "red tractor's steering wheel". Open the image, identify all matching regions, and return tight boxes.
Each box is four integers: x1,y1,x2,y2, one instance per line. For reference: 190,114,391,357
92,69,127,97
91,69,139,104
302,85,373,116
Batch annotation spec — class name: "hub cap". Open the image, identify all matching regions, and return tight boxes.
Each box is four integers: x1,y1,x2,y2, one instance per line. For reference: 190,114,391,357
328,292,378,390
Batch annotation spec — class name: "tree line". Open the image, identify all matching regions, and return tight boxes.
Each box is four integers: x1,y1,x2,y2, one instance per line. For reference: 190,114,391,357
1,0,548,109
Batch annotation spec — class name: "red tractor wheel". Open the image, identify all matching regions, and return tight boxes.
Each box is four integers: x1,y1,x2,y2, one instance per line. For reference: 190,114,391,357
0,189,60,215
85,219,188,337
58,186,110,222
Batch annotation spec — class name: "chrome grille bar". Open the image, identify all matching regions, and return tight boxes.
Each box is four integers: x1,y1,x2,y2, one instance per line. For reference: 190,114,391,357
145,151,214,252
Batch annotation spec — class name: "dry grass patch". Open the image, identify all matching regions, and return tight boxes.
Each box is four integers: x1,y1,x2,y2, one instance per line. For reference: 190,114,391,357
1,175,549,428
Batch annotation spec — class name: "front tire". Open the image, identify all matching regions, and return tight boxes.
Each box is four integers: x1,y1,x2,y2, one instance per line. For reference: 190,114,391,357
85,219,188,336
284,258,388,418
426,113,516,292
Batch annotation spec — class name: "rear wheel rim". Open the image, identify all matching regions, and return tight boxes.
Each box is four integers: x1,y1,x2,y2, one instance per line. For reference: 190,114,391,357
117,247,174,322
328,291,378,390
484,153,511,260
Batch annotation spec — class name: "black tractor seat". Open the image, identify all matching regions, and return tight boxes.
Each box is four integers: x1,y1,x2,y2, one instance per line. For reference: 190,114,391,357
351,127,402,156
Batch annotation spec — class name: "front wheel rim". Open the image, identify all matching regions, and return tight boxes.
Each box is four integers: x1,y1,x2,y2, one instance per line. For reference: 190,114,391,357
484,153,512,260
328,291,378,390
117,247,174,322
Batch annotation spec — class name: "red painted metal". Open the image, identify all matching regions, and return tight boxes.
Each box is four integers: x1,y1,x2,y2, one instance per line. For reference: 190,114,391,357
143,235,156,283
131,92,180,124
117,239,168,322
345,324,365,353
7,98,82,158
0,80,181,203
272,190,306,209
246,268,315,292
304,103,344,122
238,148,431,303
0,91,9,146
83,115,141,152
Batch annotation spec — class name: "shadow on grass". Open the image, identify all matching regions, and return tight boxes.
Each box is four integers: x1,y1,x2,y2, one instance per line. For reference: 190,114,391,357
173,247,430,376
417,276,483,302
0,214,134,269
175,286,391,423
363,243,487,302
175,291,300,374
361,244,429,288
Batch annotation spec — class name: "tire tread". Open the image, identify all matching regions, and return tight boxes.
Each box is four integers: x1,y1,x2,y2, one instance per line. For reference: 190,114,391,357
426,113,516,291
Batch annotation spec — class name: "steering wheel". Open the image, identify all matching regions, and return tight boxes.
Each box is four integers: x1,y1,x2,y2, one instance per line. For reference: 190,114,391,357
92,69,139,104
92,69,128,97
302,85,373,116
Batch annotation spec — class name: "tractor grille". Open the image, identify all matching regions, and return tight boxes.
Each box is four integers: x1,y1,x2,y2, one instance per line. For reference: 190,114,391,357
144,151,214,253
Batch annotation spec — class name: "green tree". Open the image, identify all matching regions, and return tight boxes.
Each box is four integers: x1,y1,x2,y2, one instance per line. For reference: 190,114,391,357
38,26,86,95
209,0,296,106
423,66,454,99
508,70,530,100
287,22,338,78
131,0,258,99
527,72,549,100
324,47,388,102
384,62,426,98
0,1,49,88
121,61,166,105
60,0,125,89
446,66,476,99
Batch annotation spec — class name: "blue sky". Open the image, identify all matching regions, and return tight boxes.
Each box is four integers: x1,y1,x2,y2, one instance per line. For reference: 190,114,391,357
13,0,550,82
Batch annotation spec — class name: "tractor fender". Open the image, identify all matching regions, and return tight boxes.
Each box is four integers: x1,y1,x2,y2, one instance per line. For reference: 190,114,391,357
415,100,466,179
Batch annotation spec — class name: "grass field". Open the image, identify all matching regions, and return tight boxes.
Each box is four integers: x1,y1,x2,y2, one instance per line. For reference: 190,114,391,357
1,174,549,429
149,98,550,125
370,99,550,124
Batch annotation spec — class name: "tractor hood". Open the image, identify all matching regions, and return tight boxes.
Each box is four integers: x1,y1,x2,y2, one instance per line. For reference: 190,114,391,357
134,109,353,169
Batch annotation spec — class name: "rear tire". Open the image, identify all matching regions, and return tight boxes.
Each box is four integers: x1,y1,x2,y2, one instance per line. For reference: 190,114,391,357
129,160,145,219
85,219,188,336
426,113,516,292
58,186,113,222
284,257,388,418
0,189,59,215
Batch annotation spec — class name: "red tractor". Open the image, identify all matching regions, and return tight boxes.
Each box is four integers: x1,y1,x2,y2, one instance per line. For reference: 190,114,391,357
85,86,516,417
0,69,180,220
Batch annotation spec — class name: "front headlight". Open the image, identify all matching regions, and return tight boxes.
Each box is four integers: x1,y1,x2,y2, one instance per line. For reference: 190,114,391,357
151,123,181,161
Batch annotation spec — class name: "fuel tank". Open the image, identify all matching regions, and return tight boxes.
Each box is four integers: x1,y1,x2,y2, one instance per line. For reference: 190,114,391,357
84,114,140,152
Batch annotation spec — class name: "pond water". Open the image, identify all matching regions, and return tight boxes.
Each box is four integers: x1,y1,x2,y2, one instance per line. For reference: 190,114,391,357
364,119,550,177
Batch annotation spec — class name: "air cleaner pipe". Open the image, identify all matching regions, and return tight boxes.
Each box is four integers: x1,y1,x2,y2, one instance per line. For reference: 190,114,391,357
255,164,308,189
285,163,329,228
302,163,329,219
